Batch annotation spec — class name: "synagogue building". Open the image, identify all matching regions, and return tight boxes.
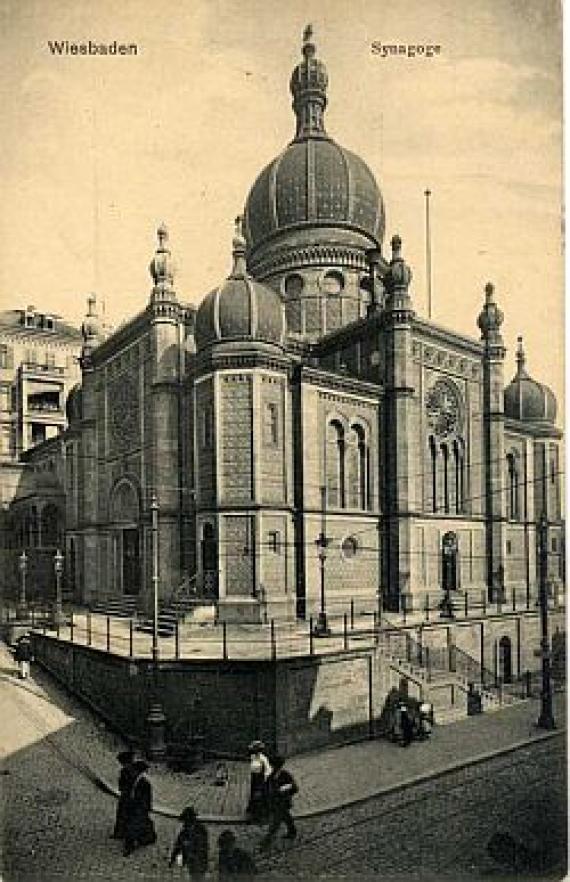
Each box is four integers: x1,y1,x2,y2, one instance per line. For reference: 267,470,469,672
13,28,564,622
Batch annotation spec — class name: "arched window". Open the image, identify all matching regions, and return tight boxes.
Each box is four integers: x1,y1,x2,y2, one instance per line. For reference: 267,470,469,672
326,420,345,508
506,453,519,521
441,443,449,514
347,424,369,509
453,440,465,514
429,436,437,513
284,274,303,334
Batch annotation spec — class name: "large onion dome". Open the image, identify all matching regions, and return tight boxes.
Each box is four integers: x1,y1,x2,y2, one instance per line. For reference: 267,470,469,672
243,26,384,269
195,220,285,351
504,337,557,424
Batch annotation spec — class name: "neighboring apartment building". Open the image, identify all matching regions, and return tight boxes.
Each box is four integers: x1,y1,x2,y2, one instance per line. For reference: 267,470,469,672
0,304,82,464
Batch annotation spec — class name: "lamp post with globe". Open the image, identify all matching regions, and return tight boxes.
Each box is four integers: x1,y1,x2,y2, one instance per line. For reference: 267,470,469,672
53,548,65,628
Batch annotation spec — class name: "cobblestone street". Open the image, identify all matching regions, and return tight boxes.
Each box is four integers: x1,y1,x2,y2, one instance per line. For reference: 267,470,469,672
1,649,566,882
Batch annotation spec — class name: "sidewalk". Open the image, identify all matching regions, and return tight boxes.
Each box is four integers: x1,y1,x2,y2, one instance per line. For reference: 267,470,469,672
0,641,565,826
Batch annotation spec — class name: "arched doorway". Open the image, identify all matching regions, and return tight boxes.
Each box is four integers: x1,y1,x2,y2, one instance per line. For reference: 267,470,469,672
498,636,512,684
442,532,458,593
201,523,218,598
110,480,141,596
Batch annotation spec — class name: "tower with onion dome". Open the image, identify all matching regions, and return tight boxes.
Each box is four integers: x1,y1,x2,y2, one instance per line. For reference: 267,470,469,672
244,25,386,339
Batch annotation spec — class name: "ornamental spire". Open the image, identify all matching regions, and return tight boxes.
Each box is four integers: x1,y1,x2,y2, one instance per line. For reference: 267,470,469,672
230,215,247,278
289,24,329,140
516,335,527,376
149,223,177,304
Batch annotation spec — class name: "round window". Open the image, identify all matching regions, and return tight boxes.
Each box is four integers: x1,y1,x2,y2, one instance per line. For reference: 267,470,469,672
341,536,358,559
322,270,344,296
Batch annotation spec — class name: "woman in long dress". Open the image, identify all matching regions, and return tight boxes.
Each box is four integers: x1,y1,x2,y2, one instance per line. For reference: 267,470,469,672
245,740,271,824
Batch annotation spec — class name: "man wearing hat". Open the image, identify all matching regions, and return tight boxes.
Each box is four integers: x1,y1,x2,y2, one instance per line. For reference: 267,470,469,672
169,806,209,881
261,755,298,849
123,760,156,856
246,740,271,824
112,749,135,840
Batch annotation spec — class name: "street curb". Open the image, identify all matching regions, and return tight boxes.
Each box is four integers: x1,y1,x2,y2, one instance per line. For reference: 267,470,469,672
2,655,564,827
98,726,565,827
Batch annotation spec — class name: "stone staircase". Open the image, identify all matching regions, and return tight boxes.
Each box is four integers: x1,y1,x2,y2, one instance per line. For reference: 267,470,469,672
378,617,521,725
89,595,140,618
135,575,216,637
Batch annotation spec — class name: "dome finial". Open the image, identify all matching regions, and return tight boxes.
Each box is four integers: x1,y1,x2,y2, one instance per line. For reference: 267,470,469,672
516,335,526,375
231,216,247,277
290,25,328,140
302,23,315,57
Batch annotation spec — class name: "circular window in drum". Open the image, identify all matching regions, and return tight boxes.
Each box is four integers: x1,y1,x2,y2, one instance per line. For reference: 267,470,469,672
341,536,359,559
321,270,345,296
284,274,304,298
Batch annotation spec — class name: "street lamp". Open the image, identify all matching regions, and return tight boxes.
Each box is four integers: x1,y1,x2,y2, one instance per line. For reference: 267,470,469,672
537,511,556,730
313,486,331,637
53,548,64,627
18,550,28,617
150,493,159,664
146,491,166,761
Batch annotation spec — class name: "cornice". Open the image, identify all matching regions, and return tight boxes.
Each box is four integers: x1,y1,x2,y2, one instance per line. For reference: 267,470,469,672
504,417,563,440
299,365,381,398
413,317,484,357
90,308,152,366
249,236,388,280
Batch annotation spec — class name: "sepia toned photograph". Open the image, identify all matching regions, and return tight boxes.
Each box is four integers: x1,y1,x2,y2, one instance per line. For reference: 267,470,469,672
0,1,566,880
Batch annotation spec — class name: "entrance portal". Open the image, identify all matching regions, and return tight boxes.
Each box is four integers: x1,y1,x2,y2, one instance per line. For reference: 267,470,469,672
122,528,140,595
201,523,218,598
109,480,141,597
498,636,513,684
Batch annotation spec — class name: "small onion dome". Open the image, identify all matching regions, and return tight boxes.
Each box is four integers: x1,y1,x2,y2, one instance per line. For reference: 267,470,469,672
149,223,176,290
65,384,83,424
81,293,103,343
504,336,557,424
385,234,412,292
477,282,504,340
195,218,285,351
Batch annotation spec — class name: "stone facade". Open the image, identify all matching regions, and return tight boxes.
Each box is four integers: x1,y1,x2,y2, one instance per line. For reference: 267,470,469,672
8,28,564,623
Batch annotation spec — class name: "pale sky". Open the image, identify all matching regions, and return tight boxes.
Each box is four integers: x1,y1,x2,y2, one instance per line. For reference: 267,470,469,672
0,0,563,409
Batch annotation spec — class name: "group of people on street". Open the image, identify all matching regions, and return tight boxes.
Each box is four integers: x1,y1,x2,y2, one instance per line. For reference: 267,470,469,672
112,738,299,877
393,701,434,747
246,740,298,848
169,808,257,881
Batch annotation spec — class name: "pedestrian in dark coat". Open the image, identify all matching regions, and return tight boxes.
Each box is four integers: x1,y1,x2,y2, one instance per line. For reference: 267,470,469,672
399,703,414,747
245,740,271,824
123,760,156,856
14,635,32,679
169,806,209,881
218,830,257,881
261,755,297,849
112,750,135,839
